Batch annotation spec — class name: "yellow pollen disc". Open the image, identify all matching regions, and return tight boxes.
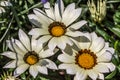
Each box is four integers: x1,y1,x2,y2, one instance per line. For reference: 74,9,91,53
78,53,94,69
26,55,38,65
51,26,64,37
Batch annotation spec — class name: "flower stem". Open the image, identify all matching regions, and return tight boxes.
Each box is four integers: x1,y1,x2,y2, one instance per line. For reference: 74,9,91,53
0,16,14,43
18,2,42,16
11,6,21,28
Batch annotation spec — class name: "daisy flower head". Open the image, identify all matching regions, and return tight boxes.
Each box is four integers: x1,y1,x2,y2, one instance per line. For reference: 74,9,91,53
58,32,115,80
28,0,87,51
1,29,57,78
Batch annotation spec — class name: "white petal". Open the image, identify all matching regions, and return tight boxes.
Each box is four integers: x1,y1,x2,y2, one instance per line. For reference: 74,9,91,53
71,32,91,49
79,42,91,50
66,68,77,75
74,70,87,80
0,7,5,13
90,37,105,53
12,42,26,56
29,28,49,39
35,41,43,53
97,44,114,57
29,65,38,78
58,53,75,63
4,60,24,68
69,20,87,29
98,73,104,80
38,35,52,44
14,64,29,76
80,32,92,41
100,63,115,72
0,1,12,6
96,48,106,57
6,40,14,51
1,51,16,59
94,63,110,73
33,8,50,27
54,0,63,21
62,36,73,46
37,66,48,74
14,39,27,53
65,64,79,75
45,59,57,69
65,8,82,26
3,60,16,68
62,3,75,26
57,36,66,50
97,52,112,62
28,14,41,27
19,29,31,51
58,64,78,70
66,31,82,37
44,2,55,20
40,49,54,58
48,37,57,51
59,64,71,69
106,47,114,54
90,32,98,41
31,37,37,51
31,37,43,53
87,70,98,80
56,0,64,15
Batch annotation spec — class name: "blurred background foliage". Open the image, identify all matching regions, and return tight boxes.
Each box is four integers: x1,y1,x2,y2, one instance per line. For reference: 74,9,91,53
0,0,120,80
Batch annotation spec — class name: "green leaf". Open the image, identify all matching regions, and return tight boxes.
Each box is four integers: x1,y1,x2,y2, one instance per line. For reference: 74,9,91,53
117,65,120,72
96,27,112,41
104,21,120,38
114,11,120,25
108,27,120,38
107,0,120,3
40,77,49,80
27,0,34,4
112,52,119,65
105,69,117,79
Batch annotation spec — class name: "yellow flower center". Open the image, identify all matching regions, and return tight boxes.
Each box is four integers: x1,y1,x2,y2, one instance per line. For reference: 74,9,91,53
26,55,38,65
78,53,94,69
24,51,39,65
51,26,64,37
49,22,66,37
75,49,97,69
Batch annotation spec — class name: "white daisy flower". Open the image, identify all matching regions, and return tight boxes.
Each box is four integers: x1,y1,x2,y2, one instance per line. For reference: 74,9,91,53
58,32,115,80
1,29,57,78
28,0,87,51
0,1,12,13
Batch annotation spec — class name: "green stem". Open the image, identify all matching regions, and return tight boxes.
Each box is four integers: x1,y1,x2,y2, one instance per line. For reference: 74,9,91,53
107,1,120,3
0,16,14,43
18,2,42,16
114,41,120,63
76,0,82,7
11,6,22,28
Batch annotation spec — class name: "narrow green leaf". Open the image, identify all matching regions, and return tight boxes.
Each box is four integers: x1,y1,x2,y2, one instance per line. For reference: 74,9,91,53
96,27,113,41
40,77,49,80
105,21,120,38
105,69,117,79
27,0,34,4
108,27,120,38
